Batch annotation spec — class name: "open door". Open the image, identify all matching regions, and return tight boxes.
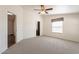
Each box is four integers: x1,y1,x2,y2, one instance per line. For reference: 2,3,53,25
8,12,16,48
36,21,40,36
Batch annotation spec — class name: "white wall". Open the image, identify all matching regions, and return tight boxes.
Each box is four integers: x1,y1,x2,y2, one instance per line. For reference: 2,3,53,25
42,13,79,42
0,6,23,53
23,6,43,39
0,5,43,53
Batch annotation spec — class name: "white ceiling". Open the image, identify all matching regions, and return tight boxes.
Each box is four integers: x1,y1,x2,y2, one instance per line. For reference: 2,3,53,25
22,5,79,15
45,5,79,14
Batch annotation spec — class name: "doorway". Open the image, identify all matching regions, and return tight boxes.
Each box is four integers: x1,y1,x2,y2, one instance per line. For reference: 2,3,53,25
36,21,40,36
8,12,16,48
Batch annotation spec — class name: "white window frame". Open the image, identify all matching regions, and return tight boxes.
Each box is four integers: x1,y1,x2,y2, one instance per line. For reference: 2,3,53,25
51,17,64,33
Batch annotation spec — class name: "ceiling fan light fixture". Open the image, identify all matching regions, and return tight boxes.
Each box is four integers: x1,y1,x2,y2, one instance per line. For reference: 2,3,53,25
34,5,53,14
40,11,46,14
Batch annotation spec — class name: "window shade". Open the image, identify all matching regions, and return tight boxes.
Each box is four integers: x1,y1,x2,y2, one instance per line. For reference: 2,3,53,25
51,17,64,22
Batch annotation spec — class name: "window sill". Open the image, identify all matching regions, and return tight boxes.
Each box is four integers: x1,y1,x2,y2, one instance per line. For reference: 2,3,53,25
52,32,63,34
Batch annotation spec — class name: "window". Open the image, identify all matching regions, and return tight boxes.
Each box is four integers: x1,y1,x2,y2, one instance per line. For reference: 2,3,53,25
51,17,64,33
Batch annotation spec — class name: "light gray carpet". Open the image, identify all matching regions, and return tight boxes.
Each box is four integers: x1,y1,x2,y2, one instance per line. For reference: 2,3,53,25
2,36,79,54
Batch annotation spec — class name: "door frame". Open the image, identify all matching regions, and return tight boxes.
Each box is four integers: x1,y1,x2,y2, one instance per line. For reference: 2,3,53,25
7,11,17,48
36,21,40,36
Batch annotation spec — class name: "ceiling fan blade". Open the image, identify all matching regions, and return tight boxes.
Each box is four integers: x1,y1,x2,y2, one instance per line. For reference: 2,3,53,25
45,11,48,14
38,12,41,14
34,9,41,11
46,8,53,10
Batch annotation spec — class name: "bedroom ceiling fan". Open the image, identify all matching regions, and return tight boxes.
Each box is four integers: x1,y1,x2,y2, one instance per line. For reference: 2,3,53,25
34,5,53,14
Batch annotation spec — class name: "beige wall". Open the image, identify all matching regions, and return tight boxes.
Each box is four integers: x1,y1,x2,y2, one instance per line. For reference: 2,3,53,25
0,5,43,53
23,6,43,39
0,6,23,53
8,15,15,35
42,13,79,42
